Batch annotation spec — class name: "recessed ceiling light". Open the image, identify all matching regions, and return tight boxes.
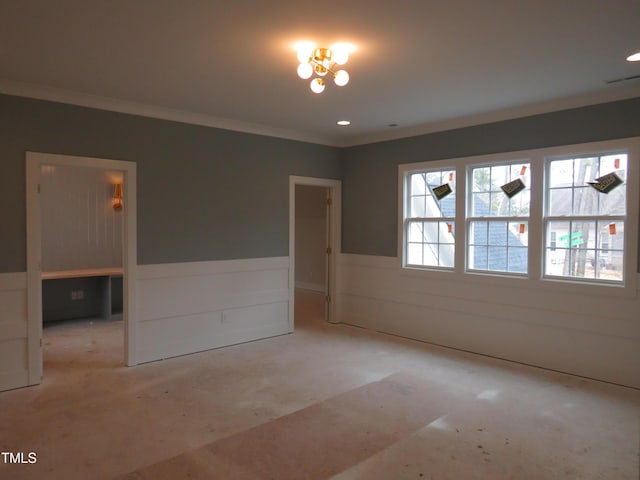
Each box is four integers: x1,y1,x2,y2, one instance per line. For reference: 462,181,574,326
626,51,640,62
337,120,351,126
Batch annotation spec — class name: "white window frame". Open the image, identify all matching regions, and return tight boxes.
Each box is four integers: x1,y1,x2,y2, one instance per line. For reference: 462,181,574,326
402,166,457,270
543,151,629,285
398,137,639,297
466,159,531,276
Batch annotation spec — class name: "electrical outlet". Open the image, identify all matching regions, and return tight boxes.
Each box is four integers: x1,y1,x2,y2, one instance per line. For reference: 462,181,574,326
71,290,85,301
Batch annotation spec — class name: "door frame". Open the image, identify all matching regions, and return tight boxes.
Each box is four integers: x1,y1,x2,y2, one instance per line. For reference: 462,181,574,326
26,152,138,384
289,176,341,330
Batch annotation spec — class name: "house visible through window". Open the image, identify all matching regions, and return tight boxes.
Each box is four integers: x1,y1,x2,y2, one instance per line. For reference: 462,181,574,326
404,169,456,268
400,138,637,291
467,162,530,274
544,153,627,283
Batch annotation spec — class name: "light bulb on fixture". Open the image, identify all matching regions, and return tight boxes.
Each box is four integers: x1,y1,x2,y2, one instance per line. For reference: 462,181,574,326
334,70,349,86
333,49,349,66
310,78,325,94
297,62,313,79
296,42,315,63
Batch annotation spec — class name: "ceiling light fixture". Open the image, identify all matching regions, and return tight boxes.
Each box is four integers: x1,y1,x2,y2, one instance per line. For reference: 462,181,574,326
626,51,640,62
337,120,351,126
296,43,352,94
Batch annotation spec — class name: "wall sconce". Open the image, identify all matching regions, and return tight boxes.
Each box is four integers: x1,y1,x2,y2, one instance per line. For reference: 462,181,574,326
113,183,123,211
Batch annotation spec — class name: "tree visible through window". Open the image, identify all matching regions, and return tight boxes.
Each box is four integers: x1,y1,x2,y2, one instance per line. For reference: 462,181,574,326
467,162,530,274
400,139,636,290
544,154,627,283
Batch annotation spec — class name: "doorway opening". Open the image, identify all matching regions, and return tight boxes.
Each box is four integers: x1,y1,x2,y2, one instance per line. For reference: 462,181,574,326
40,164,125,376
26,153,138,387
288,176,341,330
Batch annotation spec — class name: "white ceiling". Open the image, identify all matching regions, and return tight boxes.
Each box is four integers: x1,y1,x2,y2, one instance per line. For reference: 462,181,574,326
1,1,639,146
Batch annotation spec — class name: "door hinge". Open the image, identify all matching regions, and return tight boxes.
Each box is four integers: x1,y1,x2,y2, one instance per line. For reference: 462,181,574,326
326,197,332,206
326,247,332,254
37,183,41,194
325,295,331,303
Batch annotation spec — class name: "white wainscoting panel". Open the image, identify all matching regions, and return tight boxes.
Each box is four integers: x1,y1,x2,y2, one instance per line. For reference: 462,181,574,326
136,257,289,364
0,272,29,391
337,254,640,389
40,165,123,272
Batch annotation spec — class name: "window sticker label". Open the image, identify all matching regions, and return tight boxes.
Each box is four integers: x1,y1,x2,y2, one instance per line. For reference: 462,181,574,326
500,178,526,198
432,183,452,200
609,223,617,235
588,172,622,194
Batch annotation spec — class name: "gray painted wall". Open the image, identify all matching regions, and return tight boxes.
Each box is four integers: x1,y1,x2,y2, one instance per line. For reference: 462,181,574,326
42,277,104,322
341,97,640,272
0,94,341,273
2,94,639,274
41,276,122,322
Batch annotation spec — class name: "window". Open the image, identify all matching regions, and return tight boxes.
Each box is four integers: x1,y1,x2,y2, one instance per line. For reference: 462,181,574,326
544,153,627,283
404,169,456,268
467,162,530,274
399,138,638,292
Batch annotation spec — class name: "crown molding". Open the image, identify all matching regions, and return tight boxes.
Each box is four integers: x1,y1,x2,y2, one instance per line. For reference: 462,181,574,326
1,78,638,149
0,79,339,147
340,84,640,147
